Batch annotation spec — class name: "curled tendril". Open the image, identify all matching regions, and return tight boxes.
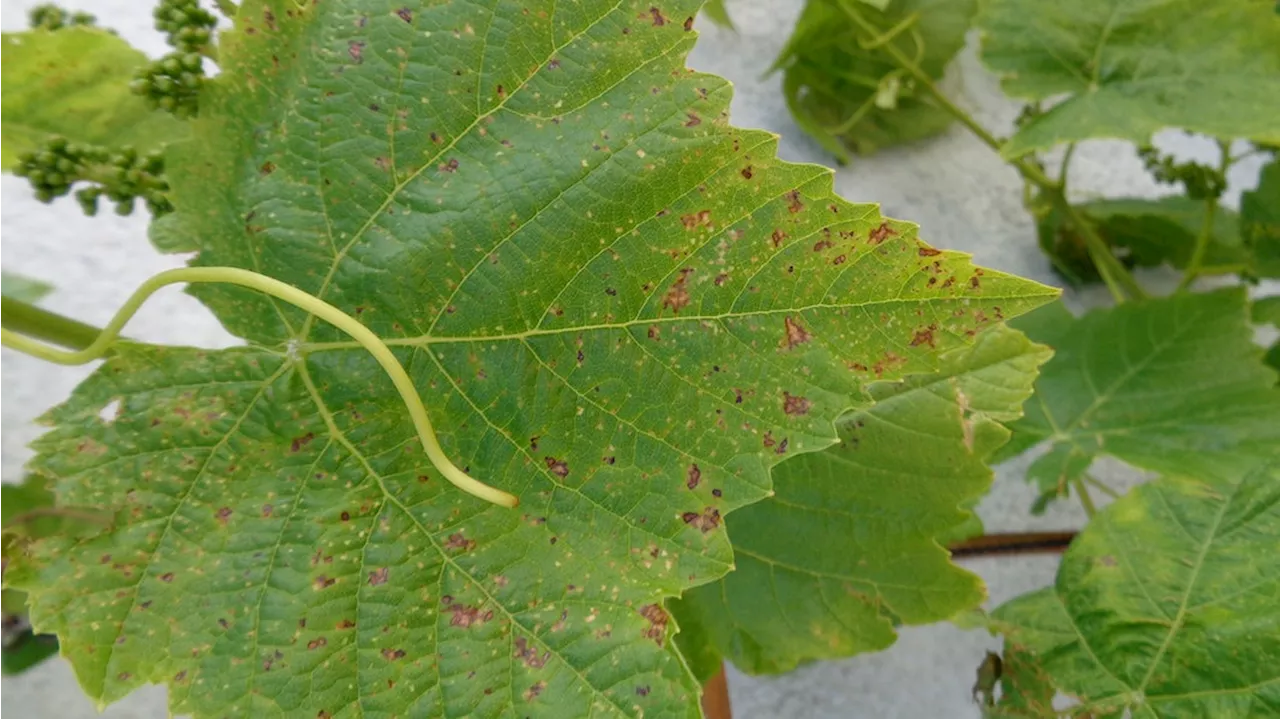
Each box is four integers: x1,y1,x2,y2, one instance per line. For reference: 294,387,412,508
0,266,519,508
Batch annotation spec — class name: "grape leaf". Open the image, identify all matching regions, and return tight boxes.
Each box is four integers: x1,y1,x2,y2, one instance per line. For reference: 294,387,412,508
672,324,1051,675
991,462,1280,717
0,271,53,304
1242,158,1280,278
10,1,1055,717
702,0,734,29
1257,296,1280,378
773,0,975,162
977,0,1280,158
999,289,1280,509
0,28,187,170
981,642,1056,719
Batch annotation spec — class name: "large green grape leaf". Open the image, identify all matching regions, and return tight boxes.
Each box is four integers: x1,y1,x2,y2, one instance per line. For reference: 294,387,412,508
1242,158,1280,279
0,271,53,304
1034,196,1249,286
0,28,187,170
10,1,1055,717
991,462,1280,717
999,289,1280,510
672,324,1051,675
977,0,1280,158
773,0,976,162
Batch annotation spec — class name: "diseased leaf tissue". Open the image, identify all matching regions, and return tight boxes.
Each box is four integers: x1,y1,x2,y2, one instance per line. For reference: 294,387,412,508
9,1,1054,717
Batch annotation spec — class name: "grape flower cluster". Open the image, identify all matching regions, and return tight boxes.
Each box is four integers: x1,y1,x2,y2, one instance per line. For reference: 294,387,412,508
12,137,172,217
131,0,219,117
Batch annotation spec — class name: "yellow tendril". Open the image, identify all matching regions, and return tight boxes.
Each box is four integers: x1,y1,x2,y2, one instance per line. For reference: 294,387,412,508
0,266,519,508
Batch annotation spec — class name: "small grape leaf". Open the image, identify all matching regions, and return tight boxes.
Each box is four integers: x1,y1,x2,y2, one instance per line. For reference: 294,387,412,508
672,324,1051,675
1256,296,1280,378
701,0,734,29
1242,158,1280,278
977,0,1280,158
981,642,1056,719
11,2,1055,717
991,462,1280,717
0,28,187,170
1042,197,1252,287
999,289,1280,510
0,271,53,304
773,0,976,162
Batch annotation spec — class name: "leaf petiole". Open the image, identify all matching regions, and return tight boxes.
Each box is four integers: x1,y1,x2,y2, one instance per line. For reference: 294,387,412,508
0,267,519,509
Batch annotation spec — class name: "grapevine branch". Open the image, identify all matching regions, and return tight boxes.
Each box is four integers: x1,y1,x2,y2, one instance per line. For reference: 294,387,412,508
0,267,520,509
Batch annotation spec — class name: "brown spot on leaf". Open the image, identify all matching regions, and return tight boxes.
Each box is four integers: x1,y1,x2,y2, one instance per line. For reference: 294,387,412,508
918,246,942,257
381,648,406,660
685,112,701,127
308,637,327,650
160,572,175,583
680,210,711,230
445,533,476,552
544,456,570,478
348,41,365,63
439,158,459,173
290,432,315,452
639,603,670,644
314,575,336,590
910,325,937,348
740,165,753,179
259,161,276,176
813,238,833,252
683,15,694,30
514,636,549,668
215,507,233,525
782,316,811,349
524,681,547,701
686,464,701,490
368,567,389,586
647,325,661,341
396,7,412,22
681,507,721,533
662,268,694,313
785,190,804,213
783,392,811,416
448,603,492,628
869,222,898,245
648,7,667,25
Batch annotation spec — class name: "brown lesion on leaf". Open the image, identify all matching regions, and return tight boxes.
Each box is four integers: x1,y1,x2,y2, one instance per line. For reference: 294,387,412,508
662,268,694,313
524,681,547,702
259,161,276,176
395,7,412,22
969,268,984,289
544,456,569,478
647,6,667,25
740,165,753,179
307,637,327,650
368,567,389,586
683,15,694,30
918,245,942,257
763,431,789,454
869,222,898,245
290,432,315,452
910,324,938,348
447,602,494,628
439,158,459,173
348,40,365,63
681,507,721,533
771,228,788,247
381,648,407,661
680,210,711,230
215,507,233,525
314,575,336,590
781,315,811,349
785,190,804,213
514,636,549,668
638,603,670,645
783,392,811,416
686,464,701,489
813,238,833,252
445,533,476,552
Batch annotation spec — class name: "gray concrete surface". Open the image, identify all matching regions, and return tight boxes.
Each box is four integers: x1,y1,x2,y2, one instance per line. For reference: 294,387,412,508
0,1,1267,717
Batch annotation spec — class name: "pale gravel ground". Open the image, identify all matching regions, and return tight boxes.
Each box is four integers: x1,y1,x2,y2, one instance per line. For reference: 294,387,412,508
0,1,1268,717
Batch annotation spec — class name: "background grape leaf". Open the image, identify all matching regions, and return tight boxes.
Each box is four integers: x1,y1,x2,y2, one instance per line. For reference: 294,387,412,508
1256,296,1280,378
1036,197,1250,286
0,27,187,170
998,289,1280,510
1242,157,1280,278
773,0,976,162
10,1,1056,717
672,324,1051,675
977,0,1280,158
991,462,1280,717
0,271,53,304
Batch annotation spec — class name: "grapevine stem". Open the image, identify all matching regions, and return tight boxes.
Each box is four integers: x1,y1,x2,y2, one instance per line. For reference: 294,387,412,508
1073,477,1097,518
1178,139,1232,292
1,297,102,351
0,267,519,509
837,0,1145,303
